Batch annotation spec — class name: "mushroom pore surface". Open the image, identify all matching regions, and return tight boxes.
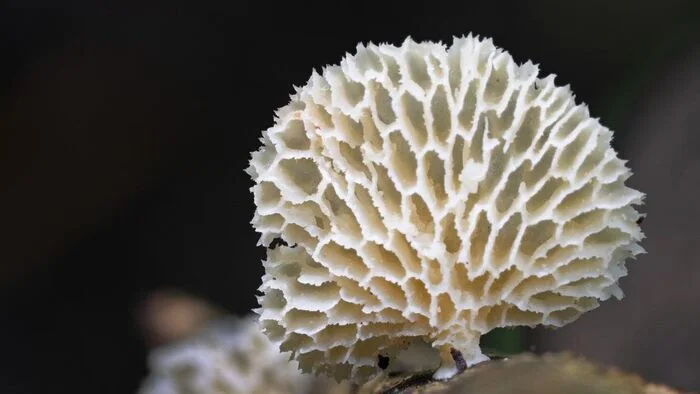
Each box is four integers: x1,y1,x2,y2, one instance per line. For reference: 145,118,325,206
246,35,645,382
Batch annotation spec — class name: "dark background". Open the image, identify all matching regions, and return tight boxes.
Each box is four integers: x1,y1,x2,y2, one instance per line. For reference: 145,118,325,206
1,1,699,393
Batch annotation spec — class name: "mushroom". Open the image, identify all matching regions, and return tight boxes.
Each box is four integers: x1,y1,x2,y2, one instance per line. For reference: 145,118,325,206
138,315,349,393
247,35,645,383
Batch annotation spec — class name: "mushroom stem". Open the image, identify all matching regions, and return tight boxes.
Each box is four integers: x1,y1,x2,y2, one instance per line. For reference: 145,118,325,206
450,348,467,373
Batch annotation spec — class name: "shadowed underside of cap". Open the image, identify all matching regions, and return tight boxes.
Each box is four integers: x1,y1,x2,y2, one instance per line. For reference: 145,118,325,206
247,34,645,383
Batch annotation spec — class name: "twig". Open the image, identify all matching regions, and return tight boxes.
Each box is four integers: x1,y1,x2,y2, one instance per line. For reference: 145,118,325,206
450,347,467,373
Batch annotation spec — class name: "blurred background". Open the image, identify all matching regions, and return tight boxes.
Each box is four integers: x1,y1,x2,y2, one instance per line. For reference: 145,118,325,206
1,1,699,393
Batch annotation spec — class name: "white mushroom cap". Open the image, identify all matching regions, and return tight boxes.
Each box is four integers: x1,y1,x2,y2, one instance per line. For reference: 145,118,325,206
247,35,645,382
137,315,348,393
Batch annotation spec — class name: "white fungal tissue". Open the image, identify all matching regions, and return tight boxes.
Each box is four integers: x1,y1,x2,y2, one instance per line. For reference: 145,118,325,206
137,315,349,394
246,35,645,382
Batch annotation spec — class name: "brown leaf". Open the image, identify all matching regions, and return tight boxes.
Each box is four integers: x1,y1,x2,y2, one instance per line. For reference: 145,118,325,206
356,353,691,394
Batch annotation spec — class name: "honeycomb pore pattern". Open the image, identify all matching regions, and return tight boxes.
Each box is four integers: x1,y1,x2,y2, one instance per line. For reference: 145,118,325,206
246,35,645,382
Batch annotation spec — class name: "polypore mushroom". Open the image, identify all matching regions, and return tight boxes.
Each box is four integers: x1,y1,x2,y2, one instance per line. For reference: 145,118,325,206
246,35,645,382
138,315,350,394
